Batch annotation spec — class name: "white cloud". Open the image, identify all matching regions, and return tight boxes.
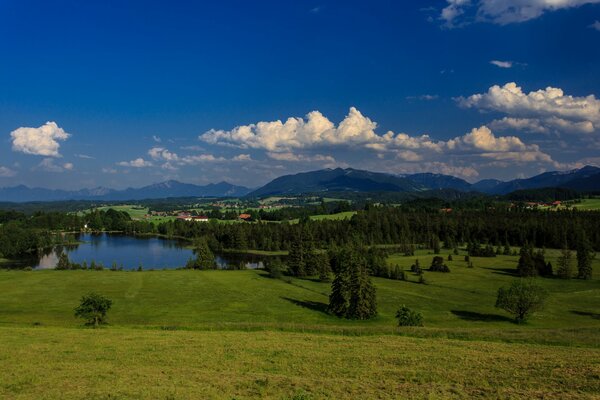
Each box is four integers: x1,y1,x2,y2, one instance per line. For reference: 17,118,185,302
200,107,557,167
441,0,471,27
37,158,75,172
152,135,162,143
266,152,336,163
10,121,70,157
232,154,252,161
406,94,440,101
395,150,423,162
489,116,595,134
447,125,547,155
117,158,153,168
200,107,380,152
148,147,179,162
590,20,600,30
75,154,94,159
148,146,236,165
441,0,600,26
489,117,549,133
0,166,17,177
102,167,118,174
457,82,599,134
490,60,513,68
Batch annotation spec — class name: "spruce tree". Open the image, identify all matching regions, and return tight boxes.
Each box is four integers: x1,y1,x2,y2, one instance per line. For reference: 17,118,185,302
517,244,537,277
577,231,595,280
192,237,215,269
346,255,377,320
556,245,573,279
328,264,349,317
287,237,305,277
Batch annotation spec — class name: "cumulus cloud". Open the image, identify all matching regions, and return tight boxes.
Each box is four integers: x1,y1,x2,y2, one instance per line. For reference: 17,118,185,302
147,146,251,165
10,121,70,157
457,82,599,134
490,60,513,68
117,158,153,168
441,0,600,26
590,20,600,30
446,125,552,163
200,107,381,152
490,116,595,134
266,152,336,163
232,154,252,161
37,158,75,172
200,106,553,165
0,166,17,177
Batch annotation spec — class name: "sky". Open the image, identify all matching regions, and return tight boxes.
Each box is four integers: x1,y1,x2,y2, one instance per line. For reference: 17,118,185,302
1,0,599,190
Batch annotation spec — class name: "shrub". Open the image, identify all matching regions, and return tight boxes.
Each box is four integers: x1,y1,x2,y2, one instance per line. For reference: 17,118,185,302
495,279,548,323
267,258,285,279
410,259,421,274
74,292,113,327
396,305,424,327
430,256,450,272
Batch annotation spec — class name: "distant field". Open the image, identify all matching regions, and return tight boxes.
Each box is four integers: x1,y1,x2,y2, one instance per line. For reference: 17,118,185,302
310,211,356,220
288,211,357,224
79,205,177,224
573,198,600,210
1,249,598,398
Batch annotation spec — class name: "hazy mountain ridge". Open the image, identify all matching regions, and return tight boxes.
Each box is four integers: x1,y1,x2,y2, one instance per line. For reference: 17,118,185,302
1,166,598,202
0,180,251,202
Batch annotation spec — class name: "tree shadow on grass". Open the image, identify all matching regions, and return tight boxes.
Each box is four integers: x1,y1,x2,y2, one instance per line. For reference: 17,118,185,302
571,310,600,320
451,310,514,323
282,297,329,315
480,266,520,277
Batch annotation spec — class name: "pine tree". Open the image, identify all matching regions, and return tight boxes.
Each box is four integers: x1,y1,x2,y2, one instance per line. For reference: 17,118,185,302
56,251,71,270
328,247,377,320
517,244,537,277
192,237,215,269
328,264,349,317
287,237,306,277
556,245,573,279
577,231,595,280
346,255,377,320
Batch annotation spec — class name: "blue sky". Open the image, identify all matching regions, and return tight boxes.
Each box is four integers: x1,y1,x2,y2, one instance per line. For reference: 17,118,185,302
1,0,599,189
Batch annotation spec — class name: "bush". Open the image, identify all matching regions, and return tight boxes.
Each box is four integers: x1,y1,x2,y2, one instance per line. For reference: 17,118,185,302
429,256,450,272
495,279,548,323
396,305,423,327
74,292,113,327
267,258,285,279
410,259,421,274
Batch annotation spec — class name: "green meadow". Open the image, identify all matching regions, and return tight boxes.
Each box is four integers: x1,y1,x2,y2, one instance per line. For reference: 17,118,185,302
0,249,599,398
574,198,600,210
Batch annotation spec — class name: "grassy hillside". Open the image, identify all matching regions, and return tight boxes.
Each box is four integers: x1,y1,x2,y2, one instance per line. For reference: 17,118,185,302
1,327,598,399
0,249,599,398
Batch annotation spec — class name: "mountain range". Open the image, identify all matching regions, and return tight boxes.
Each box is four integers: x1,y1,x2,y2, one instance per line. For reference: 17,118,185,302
0,180,251,202
246,166,600,197
0,166,598,202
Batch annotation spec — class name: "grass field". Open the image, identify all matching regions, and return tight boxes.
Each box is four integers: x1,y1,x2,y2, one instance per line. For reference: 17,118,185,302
288,211,358,224
0,249,599,398
573,198,600,210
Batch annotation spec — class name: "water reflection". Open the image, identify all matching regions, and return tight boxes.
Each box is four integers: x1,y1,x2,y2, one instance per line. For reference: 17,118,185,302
4,233,279,270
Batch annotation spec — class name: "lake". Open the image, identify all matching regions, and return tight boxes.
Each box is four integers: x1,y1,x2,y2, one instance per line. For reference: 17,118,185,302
5,233,277,270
